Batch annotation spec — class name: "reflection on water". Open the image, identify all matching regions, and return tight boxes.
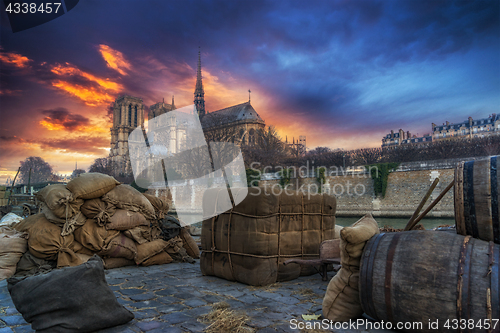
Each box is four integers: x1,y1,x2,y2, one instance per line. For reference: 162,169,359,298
336,216,455,230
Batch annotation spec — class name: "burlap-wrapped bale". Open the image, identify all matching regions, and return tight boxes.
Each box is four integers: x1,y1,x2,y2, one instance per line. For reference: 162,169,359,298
36,184,83,219
106,209,149,231
74,219,120,253
41,202,86,236
0,227,28,280
66,173,120,200
81,198,116,226
201,187,336,286
179,227,200,259
143,193,169,219
27,215,84,268
102,185,155,220
7,256,134,332
98,233,137,260
322,213,379,322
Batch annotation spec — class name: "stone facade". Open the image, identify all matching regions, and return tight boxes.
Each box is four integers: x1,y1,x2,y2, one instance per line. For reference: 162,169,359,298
383,113,500,147
109,95,145,175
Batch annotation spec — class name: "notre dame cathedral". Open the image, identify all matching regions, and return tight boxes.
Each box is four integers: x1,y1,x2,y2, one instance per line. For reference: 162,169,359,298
109,50,266,176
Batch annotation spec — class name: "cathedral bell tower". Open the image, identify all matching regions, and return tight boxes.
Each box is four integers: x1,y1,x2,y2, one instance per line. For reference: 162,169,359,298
194,48,206,117
109,95,145,175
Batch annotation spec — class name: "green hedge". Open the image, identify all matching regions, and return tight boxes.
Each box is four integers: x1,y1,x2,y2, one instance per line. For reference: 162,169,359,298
366,162,399,198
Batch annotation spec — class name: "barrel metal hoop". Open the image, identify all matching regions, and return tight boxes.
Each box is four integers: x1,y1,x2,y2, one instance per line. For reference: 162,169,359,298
385,232,403,323
490,156,499,243
457,236,474,326
491,242,500,324
360,232,386,320
464,161,479,238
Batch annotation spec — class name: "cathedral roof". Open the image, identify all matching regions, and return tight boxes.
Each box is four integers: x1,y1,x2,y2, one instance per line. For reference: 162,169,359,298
201,101,264,128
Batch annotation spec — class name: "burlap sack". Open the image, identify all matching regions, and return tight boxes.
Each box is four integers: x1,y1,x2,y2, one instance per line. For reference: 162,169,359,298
7,256,134,332
0,227,28,280
143,193,169,219
74,219,120,253
98,233,137,260
165,236,184,256
141,251,173,267
102,257,136,269
135,239,168,264
13,251,56,278
102,185,155,220
27,216,83,268
179,227,200,259
322,213,379,322
41,203,86,237
165,236,195,263
106,209,149,231
201,187,336,286
13,213,42,233
36,184,83,219
123,226,151,245
81,198,116,226
66,173,120,200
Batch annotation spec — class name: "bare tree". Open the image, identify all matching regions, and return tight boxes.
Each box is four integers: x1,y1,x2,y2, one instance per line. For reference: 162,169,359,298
89,158,112,175
19,156,54,184
71,169,86,179
241,126,286,170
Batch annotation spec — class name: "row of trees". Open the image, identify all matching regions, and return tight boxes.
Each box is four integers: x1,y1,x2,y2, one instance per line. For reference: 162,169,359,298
282,135,500,170
13,129,500,184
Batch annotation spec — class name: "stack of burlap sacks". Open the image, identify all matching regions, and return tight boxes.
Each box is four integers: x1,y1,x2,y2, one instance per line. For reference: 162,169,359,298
5,173,199,277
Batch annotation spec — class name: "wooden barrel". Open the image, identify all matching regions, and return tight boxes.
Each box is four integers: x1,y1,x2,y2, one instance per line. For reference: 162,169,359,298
455,156,500,244
359,231,499,333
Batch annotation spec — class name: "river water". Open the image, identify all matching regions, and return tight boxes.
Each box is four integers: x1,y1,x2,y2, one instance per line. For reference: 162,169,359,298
185,214,455,230
336,216,455,230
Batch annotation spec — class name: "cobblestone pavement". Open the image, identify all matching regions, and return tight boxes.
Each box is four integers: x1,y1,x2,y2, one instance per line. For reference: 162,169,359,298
0,261,395,333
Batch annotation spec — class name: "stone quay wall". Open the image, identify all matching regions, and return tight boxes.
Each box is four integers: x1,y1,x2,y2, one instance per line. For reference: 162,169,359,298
152,158,469,219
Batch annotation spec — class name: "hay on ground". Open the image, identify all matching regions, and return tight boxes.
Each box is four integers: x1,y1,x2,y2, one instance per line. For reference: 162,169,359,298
198,302,254,333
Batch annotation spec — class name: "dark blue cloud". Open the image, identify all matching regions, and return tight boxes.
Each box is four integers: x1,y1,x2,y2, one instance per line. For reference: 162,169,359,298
1,0,499,148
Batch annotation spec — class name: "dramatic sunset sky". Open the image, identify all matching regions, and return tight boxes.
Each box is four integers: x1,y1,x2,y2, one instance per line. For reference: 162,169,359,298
0,0,499,183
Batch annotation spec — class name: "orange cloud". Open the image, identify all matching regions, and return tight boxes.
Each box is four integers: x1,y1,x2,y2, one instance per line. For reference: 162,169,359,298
0,89,22,95
98,44,131,75
39,120,65,131
52,80,115,106
0,51,31,68
51,63,123,92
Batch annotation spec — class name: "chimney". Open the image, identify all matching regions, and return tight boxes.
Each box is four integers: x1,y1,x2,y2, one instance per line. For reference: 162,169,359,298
407,131,411,139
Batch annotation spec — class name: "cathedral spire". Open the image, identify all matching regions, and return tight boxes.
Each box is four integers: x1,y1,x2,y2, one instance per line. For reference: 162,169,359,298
194,47,206,117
